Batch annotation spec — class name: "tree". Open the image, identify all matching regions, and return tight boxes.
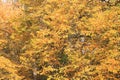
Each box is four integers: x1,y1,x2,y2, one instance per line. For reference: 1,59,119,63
0,0,120,80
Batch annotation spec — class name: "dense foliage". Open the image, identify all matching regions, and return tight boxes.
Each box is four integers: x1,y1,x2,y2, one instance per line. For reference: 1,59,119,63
0,0,120,80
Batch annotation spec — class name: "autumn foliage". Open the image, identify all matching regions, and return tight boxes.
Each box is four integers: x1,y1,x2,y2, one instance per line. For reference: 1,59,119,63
0,0,120,80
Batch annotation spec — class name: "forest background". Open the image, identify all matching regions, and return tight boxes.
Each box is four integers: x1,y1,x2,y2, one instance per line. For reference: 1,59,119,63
0,0,120,80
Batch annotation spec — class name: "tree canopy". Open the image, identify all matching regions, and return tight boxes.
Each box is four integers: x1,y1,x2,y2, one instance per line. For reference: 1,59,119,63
0,0,120,80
